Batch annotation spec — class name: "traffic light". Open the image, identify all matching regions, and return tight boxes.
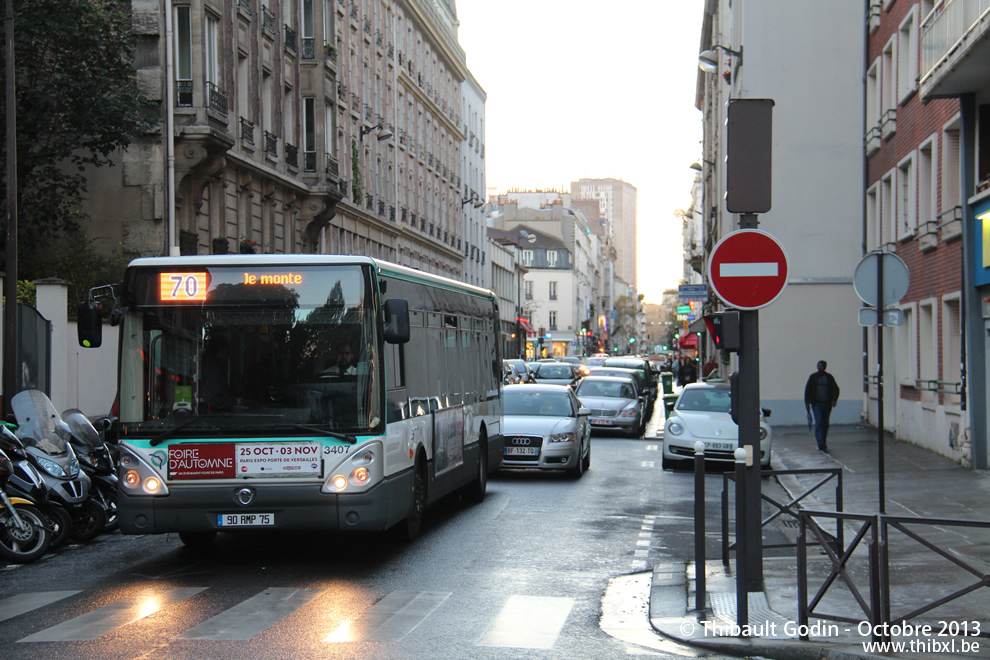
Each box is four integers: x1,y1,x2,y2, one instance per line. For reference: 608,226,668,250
704,311,741,352
729,371,740,425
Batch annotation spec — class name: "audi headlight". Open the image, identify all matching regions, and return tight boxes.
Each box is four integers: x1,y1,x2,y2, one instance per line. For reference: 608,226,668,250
667,422,684,436
548,432,575,443
36,455,67,477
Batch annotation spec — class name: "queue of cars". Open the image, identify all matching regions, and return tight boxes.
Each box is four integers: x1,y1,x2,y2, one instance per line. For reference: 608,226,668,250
500,354,774,476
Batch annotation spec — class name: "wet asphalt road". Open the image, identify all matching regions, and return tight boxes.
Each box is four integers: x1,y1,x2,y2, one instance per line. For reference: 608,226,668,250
0,405,766,659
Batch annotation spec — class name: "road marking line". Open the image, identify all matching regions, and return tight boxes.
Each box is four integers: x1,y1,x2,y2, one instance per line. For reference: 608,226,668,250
0,591,80,624
19,588,206,642
325,590,450,642
178,587,321,640
477,595,573,649
720,262,778,277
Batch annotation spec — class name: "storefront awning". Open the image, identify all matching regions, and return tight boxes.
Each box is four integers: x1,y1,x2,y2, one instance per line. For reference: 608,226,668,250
516,317,535,335
679,332,699,348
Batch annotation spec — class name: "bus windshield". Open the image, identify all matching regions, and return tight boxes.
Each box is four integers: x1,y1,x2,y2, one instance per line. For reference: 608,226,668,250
117,263,382,438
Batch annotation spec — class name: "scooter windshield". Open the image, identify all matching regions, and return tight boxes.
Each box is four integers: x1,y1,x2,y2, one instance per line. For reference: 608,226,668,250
62,410,103,449
11,390,70,455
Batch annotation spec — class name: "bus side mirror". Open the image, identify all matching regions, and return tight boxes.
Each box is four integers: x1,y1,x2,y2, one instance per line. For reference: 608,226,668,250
383,298,410,344
77,301,103,348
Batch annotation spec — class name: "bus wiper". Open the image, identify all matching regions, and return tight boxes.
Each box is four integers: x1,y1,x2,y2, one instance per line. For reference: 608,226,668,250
292,424,357,444
149,415,227,446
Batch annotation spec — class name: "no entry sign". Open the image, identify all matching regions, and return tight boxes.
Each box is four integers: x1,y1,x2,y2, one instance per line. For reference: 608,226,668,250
708,229,789,310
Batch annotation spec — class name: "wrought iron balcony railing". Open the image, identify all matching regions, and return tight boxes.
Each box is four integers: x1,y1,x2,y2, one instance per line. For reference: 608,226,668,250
176,79,193,106
262,7,276,35
302,37,315,59
286,143,298,168
284,25,297,52
239,117,255,144
264,130,278,157
207,81,228,117
326,154,339,177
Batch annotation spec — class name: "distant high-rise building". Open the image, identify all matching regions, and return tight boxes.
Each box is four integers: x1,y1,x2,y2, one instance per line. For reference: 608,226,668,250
570,178,637,289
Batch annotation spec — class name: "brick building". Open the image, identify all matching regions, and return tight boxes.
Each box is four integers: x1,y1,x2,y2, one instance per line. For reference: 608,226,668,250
865,0,966,461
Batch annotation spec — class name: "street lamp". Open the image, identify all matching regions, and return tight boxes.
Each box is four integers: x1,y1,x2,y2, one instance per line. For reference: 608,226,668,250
698,45,743,72
360,122,393,141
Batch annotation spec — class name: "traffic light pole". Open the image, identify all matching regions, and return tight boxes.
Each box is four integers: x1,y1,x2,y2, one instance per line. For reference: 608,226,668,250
738,213,764,592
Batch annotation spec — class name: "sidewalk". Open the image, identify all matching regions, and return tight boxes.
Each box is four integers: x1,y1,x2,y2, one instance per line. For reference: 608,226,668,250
649,424,990,659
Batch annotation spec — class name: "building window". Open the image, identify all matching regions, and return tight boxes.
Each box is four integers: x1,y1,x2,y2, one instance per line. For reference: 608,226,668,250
942,116,962,212
205,14,220,87
546,250,557,267
521,249,533,267
918,300,936,403
303,97,316,171
897,153,916,239
549,281,557,300
549,311,557,331
865,59,881,155
175,6,192,106
895,304,916,384
918,136,936,226
897,6,919,104
524,280,533,300
881,170,894,244
942,295,962,406
866,183,879,251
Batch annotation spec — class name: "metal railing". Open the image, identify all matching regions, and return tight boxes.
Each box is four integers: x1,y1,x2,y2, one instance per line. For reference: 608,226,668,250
721,467,844,565
239,117,255,145
207,82,228,117
798,510,990,642
921,0,990,86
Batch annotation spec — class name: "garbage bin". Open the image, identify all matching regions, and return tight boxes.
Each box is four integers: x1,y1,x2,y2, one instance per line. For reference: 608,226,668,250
660,372,673,395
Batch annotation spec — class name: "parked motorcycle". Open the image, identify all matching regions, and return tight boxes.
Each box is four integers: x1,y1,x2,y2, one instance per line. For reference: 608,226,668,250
11,390,107,543
63,409,118,533
0,424,72,549
0,448,52,563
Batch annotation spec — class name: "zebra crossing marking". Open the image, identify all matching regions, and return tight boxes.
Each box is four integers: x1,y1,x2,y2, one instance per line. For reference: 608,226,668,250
0,591,80,624
477,595,574,649
325,590,451,642
18,587,206,642
178,587,322,641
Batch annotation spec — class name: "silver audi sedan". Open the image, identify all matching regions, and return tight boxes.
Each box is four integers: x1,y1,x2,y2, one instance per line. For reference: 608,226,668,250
502,384,591,477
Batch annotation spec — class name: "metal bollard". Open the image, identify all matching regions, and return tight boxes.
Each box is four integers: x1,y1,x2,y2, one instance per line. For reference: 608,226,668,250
693,441,706,613
734,446,749,633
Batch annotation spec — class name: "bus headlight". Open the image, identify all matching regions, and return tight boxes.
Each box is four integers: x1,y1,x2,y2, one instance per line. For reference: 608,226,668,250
119,447,170,497
322,441,383,494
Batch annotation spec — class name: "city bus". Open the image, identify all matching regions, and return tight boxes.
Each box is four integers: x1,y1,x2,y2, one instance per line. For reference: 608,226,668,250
77,255,503,545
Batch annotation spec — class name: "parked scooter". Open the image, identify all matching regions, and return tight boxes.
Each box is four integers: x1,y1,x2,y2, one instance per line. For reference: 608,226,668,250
63,409,118,533
11,390,107,543
0,425,71,549
0,448,52,563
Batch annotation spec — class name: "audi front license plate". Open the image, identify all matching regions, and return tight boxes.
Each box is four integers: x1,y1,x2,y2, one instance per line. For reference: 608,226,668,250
218,513,275,527
504,447,539,456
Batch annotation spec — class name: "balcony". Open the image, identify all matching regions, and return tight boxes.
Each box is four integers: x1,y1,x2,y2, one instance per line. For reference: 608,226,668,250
284,25,297,52
264,130,278,158
286,143,298,168
207,82,228,118
239,117,255,145
920,0,990,99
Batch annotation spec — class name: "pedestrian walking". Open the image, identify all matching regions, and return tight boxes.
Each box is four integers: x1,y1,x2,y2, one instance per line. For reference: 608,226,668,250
804,360,840,451
677,356,697,387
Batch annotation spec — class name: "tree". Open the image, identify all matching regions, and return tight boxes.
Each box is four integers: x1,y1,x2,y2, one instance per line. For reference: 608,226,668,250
0,0,150,264
613,294,643,347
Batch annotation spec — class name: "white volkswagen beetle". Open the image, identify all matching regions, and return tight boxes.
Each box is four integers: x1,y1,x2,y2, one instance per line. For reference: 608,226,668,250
662,382,772,469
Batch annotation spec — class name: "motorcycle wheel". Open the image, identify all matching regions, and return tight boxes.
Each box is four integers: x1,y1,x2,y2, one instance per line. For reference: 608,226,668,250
48,506,73,549
68,500,108,543
0,503,52,564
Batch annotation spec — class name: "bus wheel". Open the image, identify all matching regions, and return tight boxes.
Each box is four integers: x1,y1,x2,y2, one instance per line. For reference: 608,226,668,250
179,531,217,548
467,434,487,504
403,458,427,541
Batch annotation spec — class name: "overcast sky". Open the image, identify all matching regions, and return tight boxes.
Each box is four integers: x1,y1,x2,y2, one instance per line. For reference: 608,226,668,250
455,0,705,304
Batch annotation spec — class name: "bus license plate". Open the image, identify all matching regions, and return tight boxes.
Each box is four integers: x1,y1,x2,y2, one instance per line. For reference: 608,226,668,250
218,513,275,527
504,447,539,456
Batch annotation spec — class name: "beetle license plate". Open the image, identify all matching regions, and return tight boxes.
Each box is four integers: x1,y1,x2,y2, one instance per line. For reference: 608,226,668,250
705,442,734,451
217,513,274,527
